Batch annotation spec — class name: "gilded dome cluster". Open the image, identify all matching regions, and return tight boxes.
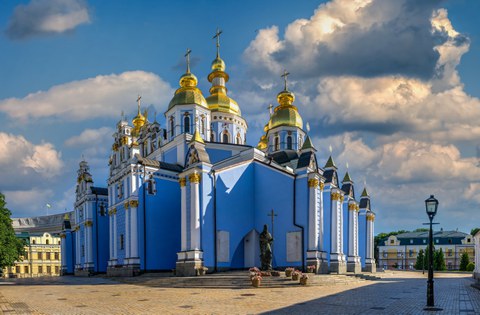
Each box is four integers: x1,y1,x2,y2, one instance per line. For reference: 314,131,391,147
168,69,208,110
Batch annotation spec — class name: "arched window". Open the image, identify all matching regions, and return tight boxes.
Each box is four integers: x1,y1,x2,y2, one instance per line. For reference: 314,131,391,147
170,117,174,138
287,136,293,150
201,116,206,135
222,132,229,143
46,239,49,245
274,137,279,151
184,114,190,133
236,133,241,144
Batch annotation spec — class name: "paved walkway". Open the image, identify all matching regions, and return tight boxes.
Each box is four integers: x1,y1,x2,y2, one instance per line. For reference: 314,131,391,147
0,271,478,314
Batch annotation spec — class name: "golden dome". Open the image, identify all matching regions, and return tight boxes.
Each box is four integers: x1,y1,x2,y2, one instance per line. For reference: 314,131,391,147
168,71,208,110
267,89,303,130
257,134,267,150
206,92,241,115
211,57,225,72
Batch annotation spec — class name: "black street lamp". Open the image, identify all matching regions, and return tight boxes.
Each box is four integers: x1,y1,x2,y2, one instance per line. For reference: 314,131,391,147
424,195,439,310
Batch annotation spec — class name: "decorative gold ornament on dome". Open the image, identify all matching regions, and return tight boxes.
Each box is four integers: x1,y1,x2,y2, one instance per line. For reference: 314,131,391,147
132,95,146,136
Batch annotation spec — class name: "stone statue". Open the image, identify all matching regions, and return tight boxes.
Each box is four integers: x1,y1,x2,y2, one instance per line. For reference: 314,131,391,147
259,224,273,271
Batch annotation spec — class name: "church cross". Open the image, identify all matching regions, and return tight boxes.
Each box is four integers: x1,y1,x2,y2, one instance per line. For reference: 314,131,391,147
185,48,192,73
281,70,290,91
136,95,142,114
267,209,278,256
213,28,223,57
268,103,273,116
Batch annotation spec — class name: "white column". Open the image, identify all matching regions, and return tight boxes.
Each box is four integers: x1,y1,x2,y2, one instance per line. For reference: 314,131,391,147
109,213,113,260
189,172,201,250
348,204,355,257
86,222,93,265
113,210,118,260
308,178,319,251
366,213,374,260
318,183,324,251
180,178,187,251
125,202,130,259
130,201,139,258
331,192,340,254
354,208,359,256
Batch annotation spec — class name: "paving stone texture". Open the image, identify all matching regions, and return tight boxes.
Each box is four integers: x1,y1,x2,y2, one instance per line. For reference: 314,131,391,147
0,271,478,314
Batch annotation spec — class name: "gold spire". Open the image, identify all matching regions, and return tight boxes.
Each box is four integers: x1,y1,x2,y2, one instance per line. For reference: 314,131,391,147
132,95,146,136
206,29,242,116
191,121,204,144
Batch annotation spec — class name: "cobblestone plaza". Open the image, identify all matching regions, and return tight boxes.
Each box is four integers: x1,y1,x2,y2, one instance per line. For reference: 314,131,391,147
1,271,479,314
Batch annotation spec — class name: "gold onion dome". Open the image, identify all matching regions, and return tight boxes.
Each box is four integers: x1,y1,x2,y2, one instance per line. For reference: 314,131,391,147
257,134,267,150
268,89,303,130
168,49,208,110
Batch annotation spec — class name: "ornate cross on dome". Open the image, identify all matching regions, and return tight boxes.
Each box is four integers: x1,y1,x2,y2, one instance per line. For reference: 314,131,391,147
136,95,142,114
281,70,290,91
213,28,223,57
268,103,273,116
185,48,192,73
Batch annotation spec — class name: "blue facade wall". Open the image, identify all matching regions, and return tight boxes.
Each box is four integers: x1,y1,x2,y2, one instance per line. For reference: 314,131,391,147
93,199,109,273
164,147,177,164
116,205,126,265
139,177,181,271
206,148,232,164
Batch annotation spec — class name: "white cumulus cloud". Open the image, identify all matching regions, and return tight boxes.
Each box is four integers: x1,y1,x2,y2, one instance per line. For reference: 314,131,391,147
0,71,174,122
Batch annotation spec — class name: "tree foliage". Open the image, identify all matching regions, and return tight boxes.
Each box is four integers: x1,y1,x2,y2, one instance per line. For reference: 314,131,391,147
466,262,475,272
459,252,470,271
434,248,446,271
414,249,425,270
0,192,23,269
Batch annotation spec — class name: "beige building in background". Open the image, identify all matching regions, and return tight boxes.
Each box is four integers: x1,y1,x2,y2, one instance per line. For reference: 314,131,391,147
2,213,69,278
378,230,475,271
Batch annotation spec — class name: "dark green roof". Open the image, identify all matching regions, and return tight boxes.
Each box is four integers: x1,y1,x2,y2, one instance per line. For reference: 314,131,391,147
325,156,336,168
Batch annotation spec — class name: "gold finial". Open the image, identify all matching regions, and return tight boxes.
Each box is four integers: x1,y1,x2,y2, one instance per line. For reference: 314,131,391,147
136,95,142,115
281,69,290,91
185,48,192,73
213,28,223,58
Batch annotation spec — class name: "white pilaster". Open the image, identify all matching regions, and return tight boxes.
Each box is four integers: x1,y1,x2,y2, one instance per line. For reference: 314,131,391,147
180,177,187,251
189,172,201,250
113,211,118,261
308,178,319,251
125,203,130,259
109,214,113,260
348,204,355,257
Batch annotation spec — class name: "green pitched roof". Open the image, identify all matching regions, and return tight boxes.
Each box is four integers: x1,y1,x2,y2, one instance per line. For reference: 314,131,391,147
342,172,352,183
361,187,369,197
301,136,315,150
325,155,336,168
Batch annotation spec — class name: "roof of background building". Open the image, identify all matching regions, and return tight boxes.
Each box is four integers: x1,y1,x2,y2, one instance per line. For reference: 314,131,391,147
386,230,471,246
12,211,75,234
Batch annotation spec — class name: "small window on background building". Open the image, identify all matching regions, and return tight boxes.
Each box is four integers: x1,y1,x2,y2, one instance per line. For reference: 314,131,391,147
46,252,51,260
47,266,51,274
24,266,29,273
55,266,59,274
32,240,36,245
38,252,42,260
46,239,49,245
120,234,124,250
410,239,413,244
435,239,439,244
423,239,426,244
15,266,20,273
38,266,43,274
390,239,394,244
54,252,59,260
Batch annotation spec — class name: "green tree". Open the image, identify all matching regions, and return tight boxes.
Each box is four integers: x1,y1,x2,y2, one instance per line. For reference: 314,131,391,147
0,192,24,269
466,262,475,272
414,249,425,270
459,252,470,271
471,228,480,237
434,248,446,271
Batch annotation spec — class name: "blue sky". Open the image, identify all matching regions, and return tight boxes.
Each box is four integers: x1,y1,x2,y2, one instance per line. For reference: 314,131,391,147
1,0,479,235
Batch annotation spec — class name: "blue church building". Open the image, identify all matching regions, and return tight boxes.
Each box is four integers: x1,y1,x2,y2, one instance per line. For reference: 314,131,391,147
61,35,376,276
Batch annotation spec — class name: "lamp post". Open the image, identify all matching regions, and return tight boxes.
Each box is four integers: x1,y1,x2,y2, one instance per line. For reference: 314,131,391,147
425,195,438,309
